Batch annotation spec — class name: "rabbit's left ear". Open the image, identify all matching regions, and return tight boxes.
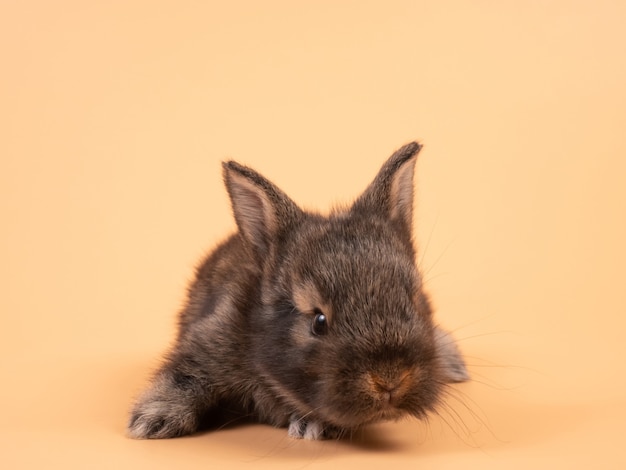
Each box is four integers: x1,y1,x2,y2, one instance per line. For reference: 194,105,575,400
223,161,303,258
351,142,422,240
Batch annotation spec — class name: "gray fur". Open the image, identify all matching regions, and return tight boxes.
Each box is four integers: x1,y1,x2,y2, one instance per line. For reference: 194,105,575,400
127,142,469,440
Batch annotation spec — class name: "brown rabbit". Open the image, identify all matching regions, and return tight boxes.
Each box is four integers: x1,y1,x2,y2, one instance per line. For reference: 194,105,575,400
127,142,469,440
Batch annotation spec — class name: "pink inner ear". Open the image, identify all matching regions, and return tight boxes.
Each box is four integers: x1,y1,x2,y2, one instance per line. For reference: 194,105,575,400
389,156,417,231
349,143,420,237
226,171,277,254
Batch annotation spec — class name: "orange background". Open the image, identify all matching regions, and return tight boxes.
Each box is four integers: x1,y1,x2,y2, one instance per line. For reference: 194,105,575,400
2,1,626,468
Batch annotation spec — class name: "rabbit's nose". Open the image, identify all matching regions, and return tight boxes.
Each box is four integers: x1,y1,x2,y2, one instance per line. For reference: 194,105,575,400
368,370,413,405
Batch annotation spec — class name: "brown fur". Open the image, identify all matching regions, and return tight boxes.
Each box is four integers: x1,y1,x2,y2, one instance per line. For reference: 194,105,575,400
127,142,469,440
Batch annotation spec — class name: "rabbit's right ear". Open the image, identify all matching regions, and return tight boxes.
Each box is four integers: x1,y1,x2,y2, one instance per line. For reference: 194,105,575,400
351,142,422,241
223,161,303,258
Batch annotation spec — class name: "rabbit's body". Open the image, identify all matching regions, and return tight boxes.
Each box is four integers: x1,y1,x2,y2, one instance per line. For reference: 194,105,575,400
128,143,469,440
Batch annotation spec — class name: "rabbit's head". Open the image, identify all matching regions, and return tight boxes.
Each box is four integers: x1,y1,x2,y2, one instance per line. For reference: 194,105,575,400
223,142,467,430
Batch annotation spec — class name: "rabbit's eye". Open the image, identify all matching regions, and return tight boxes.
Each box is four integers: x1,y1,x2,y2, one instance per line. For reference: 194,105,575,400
311,309,328,336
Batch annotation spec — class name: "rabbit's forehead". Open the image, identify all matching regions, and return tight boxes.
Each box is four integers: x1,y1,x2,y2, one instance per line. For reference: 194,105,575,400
290,251,418,316
286,218,420,309
296,239,418,291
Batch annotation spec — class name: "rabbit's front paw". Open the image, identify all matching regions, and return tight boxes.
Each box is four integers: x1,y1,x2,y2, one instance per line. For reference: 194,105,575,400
287,415,344,440
127,398,198,439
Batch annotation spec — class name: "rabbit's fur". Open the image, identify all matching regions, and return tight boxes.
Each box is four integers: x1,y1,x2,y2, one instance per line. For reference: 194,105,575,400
128,142,469,440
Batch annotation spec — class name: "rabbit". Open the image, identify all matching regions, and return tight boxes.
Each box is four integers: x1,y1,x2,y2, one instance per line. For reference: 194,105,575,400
127,142,469,441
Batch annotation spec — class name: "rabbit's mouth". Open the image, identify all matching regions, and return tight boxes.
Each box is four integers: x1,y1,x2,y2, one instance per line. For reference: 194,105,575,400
320,397,412,429
370,405,407,423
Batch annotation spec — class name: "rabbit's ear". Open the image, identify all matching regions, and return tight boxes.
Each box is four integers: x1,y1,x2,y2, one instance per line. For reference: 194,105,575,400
223,161,302,257
351,142,422,238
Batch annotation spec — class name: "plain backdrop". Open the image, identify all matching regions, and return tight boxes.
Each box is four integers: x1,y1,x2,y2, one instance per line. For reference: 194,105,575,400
2,1,625,468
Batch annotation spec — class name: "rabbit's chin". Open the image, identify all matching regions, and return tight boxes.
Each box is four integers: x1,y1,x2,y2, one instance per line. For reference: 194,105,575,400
314,402,418,431
361,408,409,426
